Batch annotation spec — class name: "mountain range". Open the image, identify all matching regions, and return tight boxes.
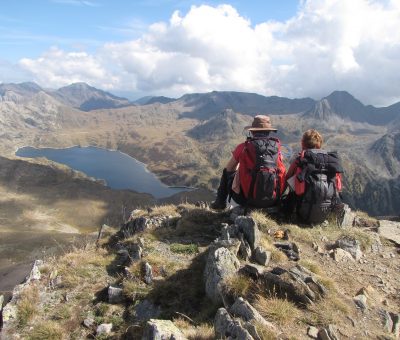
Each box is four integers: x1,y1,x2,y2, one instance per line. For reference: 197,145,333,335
1,81,399,216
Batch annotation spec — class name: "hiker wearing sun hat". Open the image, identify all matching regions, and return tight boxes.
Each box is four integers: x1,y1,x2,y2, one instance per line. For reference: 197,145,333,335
210,115,286,210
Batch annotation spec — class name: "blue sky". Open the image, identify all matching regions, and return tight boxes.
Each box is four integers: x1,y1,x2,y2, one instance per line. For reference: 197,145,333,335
0,0,299,62
1,0,399,106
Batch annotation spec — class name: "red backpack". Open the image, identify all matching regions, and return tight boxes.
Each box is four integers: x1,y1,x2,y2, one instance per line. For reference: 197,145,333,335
238,137,286,208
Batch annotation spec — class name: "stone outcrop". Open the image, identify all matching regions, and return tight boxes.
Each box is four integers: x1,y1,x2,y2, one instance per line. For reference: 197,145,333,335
234,216,260,251
204,247,240,304
335,236,362,260
262,265,327,305
214,308,254,340
378,220,400,246
142,319,187,340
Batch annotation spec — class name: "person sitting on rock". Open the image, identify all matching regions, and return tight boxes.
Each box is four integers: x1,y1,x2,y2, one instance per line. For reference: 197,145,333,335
211,115,286,210
284,129,344,224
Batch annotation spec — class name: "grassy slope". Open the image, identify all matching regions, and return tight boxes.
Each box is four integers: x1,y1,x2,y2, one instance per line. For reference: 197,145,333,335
4,204,399,339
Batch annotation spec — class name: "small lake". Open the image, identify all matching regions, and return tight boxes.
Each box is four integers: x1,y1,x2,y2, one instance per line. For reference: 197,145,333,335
16,146,191,198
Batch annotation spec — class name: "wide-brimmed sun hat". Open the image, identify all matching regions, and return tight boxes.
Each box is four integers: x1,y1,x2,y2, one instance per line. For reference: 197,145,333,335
245,115,277,131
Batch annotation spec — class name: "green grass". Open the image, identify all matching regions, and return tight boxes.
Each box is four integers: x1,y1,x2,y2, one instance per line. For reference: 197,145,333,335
170,243,199,255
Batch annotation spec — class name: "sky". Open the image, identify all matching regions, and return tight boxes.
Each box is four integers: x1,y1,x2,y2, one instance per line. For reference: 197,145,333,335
1,0,400,106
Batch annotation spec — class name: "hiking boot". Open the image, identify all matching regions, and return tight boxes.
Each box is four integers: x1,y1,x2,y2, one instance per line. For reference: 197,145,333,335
210,199,227,210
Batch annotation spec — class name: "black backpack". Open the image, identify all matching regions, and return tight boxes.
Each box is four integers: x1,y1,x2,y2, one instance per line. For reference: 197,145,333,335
296,149,342,224
240,137,285,208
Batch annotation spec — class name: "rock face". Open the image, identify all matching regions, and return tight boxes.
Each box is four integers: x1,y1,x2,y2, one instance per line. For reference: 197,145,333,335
214,308,254,340
142,319,187,340
335,236,362,260
96,323,113,335
378,220,400,246
235,216,260,251
204,247,240,304
108,286,124,304
230,297,275,331
262,265,327,305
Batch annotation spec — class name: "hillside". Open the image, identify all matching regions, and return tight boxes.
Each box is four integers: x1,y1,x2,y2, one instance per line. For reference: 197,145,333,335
1,204,399,339
1,83,400,216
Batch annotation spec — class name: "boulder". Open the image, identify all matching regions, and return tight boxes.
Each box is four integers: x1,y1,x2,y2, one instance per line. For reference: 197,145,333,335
230,297,276,331
144,262,153,285
108,286,124,304
239,234,252,261
204,247,240,304
83,318,95,328
307,326,319,339
378,220,400,246
274,242,300,261
142,319,187,340
318,324,339,340
331,248,354,262
337,204,355,228
262,265,327,305
353,216,379,230
120,217,150,237
96,323,113,335
335,236,362,260
235,216,260,251
214,308,254,340
254,246,271,266
353,294,367,311
130,243,143,261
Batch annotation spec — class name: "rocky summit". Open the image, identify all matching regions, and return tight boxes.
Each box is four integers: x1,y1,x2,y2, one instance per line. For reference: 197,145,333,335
1,204,399,339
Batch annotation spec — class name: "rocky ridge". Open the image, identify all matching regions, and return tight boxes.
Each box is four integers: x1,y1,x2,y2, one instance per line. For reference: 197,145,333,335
1,204,399,339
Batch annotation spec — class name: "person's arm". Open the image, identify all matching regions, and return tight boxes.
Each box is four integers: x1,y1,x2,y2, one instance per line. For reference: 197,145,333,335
225,156,239,172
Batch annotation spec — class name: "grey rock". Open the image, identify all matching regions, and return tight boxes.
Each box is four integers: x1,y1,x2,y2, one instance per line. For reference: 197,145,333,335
27,260,42,282
262,265,326,305
142,319,187,340
97,323,113,335
83,317,95,328
378,220,400,246
0,294,4,312
307,326,319,338
254,246,271,266
353,294,367,311
230,297,276,331
213,238,241,256
240,263,267,280
243,322,262,340
239,233,252,260
121,216,150,237
221,223,230,241
204,247,240,304
134,300,161,321
214,308,254,340
230,206,246,221
379,309,394,333
331,248,354,262
318,325,339,340
336,204,355,228
335,236,362,260
235,216,260,251
353,216,379,230
274,242,300,261
130,243,143,261
108,286,124,304
144,262,153,285
392,313,400,338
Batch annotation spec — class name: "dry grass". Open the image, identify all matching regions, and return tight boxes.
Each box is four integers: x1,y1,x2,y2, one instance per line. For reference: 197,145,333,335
147,204,180,217
259,235,287,263
254,294,300,326
17,285,40,327
223,275,253,299
298,259,322,276
306,296,350,326
174,318,214,340
27,321,64,340
57,247,113,288
254,321,278,340
249,210,279,232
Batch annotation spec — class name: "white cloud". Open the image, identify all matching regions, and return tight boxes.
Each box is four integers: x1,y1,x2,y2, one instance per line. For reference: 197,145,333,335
18,1,400,105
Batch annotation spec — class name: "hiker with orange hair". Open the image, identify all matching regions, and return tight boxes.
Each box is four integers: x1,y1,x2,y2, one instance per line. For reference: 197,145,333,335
284,129,344,224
